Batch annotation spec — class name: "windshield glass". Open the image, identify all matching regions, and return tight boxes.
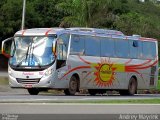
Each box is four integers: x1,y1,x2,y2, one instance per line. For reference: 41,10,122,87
9,36,55,67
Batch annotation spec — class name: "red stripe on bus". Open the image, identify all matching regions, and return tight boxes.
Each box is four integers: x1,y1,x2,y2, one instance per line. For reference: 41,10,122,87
78,56,91,64
60,66,91,80
126,59,152,68
22,30,26,36
139,37,157,41
45,29,52,36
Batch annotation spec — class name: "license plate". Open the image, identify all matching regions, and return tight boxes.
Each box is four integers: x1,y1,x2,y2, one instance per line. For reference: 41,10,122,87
24,84,33,88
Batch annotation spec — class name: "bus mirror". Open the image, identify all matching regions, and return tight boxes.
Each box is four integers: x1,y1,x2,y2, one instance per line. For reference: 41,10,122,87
1,37,13,58
52,41,57,57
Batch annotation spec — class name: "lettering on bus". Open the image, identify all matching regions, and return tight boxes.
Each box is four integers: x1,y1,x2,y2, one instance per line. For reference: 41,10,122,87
99,64,113,81
23,72,34,76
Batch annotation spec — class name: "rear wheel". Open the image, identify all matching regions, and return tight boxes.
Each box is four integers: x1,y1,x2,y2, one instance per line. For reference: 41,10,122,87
27,88,39,95
119,77,137,96
128,77,137,95
64,76,78,95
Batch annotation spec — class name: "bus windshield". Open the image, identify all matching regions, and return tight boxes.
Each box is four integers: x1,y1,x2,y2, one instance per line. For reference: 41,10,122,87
9,36,55,67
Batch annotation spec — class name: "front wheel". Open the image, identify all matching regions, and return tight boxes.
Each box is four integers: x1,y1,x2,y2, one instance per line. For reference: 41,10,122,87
64,76,78,95
27,88,39,95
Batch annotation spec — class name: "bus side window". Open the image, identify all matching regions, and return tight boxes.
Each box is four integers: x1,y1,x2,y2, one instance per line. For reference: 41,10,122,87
138,41,143,59
129,40,138,59
57,40,67,60
100,37,115,57
115,39,129,58
70,34,85,55
56,34,69,69
142,41,156,59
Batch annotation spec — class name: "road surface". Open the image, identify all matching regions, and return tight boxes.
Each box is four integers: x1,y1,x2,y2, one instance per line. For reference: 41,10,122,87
0,103,160,114
0,73,160,120
0,103,160,120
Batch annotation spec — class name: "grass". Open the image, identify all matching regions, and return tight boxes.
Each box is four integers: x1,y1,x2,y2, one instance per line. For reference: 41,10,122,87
74,99,160,104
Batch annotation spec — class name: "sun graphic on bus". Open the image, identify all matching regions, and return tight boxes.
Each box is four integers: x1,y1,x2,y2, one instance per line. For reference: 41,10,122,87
93,60,116,87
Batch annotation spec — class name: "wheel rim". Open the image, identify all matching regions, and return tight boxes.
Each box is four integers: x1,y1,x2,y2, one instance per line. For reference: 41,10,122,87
69,78,77,94
129,78,137,95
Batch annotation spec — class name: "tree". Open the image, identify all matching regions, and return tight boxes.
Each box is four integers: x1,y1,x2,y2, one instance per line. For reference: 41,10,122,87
56,0,97,27
0,0,22,39
30,0,64,28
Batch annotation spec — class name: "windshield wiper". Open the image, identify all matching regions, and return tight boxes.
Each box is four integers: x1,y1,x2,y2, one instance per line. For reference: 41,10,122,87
25,45,30,62
16,45,30,67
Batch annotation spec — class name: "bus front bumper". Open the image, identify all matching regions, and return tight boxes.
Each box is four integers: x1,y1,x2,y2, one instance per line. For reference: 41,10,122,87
8,74,54,88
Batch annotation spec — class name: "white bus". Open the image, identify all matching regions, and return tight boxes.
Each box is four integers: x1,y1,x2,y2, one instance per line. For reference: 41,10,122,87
1,28,158,95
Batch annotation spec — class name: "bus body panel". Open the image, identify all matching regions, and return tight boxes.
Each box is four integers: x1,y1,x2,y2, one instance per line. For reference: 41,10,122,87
2,28,158,94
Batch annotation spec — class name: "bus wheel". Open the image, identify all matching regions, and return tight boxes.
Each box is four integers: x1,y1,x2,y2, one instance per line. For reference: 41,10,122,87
128,77,137,95
119,77,137,96
88,89,97,96
27,88,39,95
64,76,78,95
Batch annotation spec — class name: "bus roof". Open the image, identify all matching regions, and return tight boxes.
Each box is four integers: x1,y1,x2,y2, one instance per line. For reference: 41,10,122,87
15,28,64,36
14,27,157,42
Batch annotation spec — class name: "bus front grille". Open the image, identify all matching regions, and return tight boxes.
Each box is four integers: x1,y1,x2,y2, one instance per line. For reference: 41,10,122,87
16,78,40,84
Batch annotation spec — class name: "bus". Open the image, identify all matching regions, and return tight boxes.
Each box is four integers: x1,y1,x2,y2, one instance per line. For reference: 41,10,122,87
1,28,158,95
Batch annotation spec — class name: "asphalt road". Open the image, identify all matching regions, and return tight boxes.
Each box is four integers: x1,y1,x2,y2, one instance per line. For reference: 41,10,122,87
0,103,160,120
0,103,160,114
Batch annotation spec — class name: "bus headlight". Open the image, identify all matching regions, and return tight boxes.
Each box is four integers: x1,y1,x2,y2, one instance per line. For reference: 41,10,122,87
45,69,53,76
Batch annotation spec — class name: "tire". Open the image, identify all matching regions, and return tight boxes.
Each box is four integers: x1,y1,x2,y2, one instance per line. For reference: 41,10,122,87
128,77,137,95
119,77,137,96
88,89,97,96
27,88,39,95
64,76,78,95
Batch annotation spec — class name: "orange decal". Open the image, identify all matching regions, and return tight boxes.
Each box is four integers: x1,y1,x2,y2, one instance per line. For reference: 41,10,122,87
94,63,116,87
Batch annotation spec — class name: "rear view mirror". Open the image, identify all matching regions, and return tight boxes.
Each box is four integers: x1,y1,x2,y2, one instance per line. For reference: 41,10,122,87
1,37,13,58
52,40,57,57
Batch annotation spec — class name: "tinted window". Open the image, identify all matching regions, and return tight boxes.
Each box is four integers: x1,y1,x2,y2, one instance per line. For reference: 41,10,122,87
150,42,156,59
85,36,100,56
59,34,69,48
138,41,143,59
115,39,129,58
143,42,156,59
100,37,115,57
70,34,84,55
129,40,138,58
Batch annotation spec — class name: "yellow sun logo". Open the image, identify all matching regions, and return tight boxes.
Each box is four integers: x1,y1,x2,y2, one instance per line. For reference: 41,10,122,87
93,59,116,87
